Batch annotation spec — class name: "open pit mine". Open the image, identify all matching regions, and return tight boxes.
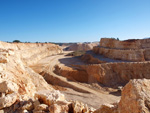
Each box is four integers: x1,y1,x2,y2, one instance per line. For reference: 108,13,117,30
0,38,150,113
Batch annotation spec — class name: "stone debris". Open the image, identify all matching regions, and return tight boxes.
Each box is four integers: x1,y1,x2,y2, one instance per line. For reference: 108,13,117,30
35,90,65,106
94,104,118,113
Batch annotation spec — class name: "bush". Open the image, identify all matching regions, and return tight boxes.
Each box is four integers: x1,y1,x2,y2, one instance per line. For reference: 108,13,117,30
13,40,21,43
66,50,86,56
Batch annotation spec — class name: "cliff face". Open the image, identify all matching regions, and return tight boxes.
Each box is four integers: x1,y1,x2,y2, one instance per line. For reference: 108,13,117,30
100,38,150,49
93,38,150,61
80,62,150,86
93,47,145,61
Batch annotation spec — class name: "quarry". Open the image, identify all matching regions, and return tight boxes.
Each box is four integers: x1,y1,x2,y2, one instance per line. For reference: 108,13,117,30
0,38,150,113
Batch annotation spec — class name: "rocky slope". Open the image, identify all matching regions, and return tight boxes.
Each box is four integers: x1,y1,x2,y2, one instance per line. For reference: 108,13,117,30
65,42,99,51
0,41,95,113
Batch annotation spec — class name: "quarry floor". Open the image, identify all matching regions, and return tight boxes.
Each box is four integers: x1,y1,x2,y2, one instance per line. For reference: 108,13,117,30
30,51,121,109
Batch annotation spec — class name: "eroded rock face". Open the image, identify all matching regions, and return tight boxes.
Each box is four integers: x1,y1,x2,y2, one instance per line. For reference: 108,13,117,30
96,79,150,113
80,62,150,86
118,79,150,113
93,46,145,61
100,38,150,49
94,104,118,113
0,93,18,109
0,81,19,94
93,38,150,61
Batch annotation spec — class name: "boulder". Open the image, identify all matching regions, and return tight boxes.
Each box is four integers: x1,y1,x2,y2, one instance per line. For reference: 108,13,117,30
0,93,17,109
49,101,69,113
34,104,48,111
0,81,19,94
35,90,65,106
94,104,118,113
71,101,90,113
118,79,150,113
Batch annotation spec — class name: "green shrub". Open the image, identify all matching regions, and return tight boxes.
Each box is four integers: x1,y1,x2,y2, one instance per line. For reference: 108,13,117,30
13,40,21,43
66,50,86,56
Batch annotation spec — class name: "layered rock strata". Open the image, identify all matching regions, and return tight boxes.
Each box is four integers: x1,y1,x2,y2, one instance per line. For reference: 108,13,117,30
93,38,150,61
79,62,150,86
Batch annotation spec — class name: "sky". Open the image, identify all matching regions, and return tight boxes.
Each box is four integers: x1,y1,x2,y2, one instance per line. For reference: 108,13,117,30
0,0,150,42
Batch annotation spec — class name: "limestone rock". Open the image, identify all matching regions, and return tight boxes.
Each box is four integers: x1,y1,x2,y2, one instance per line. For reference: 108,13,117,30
71,101,90,113
118,79,150,113
0,55,8,63
94,104,118,113
49,101,69,113
0,93,17,109
80,62,150,86
93,38,150,61
35,90,65,106
0,81,19,94
94,79,150,113
34,104,48,111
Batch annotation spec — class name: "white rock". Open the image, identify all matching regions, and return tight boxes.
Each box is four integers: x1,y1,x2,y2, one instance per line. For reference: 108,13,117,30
35,90,65,106
0,81,19,93
0,93,17,109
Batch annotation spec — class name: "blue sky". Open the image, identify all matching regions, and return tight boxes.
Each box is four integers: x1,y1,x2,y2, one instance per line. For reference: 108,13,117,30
0,0,150,42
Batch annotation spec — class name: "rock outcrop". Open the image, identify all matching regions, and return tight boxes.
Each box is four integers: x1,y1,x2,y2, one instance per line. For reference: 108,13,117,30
65,42,99,51
100,38,150,49
93,38,150,61
79,62,150,86
96,79,150,113
118,79,150,113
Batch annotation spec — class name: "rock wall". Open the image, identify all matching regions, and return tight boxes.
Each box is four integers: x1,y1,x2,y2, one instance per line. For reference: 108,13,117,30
93,46,145,61
100,38,150,49
93,38,150,61
80,62,150,86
